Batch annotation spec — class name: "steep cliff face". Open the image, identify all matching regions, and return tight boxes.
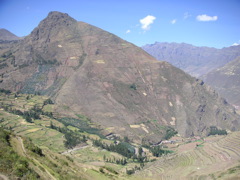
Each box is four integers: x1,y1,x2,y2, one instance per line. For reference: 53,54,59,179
142,42,240,77
0,12,239,143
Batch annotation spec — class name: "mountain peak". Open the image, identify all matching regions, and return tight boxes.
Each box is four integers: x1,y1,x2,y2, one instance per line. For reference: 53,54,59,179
39,11,77,28
30,11,77,41
46,11,77,23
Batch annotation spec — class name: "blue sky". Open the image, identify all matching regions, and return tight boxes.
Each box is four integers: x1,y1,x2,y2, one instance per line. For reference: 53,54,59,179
0,0,239,48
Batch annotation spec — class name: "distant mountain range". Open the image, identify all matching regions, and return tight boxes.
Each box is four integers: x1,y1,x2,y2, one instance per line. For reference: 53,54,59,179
203,56,240,108
142,42,240,108
0,11,239,143
142,42,240,77
0,28,20,41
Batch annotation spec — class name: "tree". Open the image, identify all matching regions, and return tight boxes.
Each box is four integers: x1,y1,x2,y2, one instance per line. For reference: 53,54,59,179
25,116,33,123
130,83,137,90
43,98,54,105
124,136,130,143
50,121,54,129
138,147,143,156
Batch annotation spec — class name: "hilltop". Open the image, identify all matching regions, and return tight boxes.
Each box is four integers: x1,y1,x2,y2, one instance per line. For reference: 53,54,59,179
0,11,239,144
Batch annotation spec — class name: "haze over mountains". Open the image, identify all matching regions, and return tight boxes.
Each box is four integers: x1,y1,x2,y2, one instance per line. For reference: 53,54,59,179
142,42,240,77
0,11,239,143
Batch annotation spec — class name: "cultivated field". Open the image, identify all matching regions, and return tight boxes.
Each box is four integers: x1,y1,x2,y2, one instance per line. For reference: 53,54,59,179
133,132,240,179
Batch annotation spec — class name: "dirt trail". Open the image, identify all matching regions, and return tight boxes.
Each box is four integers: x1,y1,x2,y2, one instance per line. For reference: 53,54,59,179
61,144,89,154
17,137,26,154
17,137,57,180
0,174,8,180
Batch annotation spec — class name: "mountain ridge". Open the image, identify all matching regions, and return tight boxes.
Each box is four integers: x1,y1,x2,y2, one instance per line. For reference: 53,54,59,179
142,42,240,77
0,11,239,143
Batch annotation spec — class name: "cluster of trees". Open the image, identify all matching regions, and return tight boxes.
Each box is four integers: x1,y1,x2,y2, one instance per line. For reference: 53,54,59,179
208,126,227,136
0,88,11,94
103,155,127,165
25,138,44,156
43,98,54,105
126,164,144,175
2,102,55,123
35,54,60,66
93,139,135,158
149,146,172,157
2,105,42,123
0,62,8,69
50,122,87,148
57,116,102,137
93,139,148,165
164,127,178,140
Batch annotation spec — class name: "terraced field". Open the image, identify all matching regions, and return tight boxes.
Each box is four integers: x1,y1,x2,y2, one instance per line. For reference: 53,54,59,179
134,132,240,180
0,94,66,152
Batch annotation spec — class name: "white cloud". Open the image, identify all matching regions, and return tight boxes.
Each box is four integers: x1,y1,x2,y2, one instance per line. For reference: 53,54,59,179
196,14,218,21
171,19,177,24
139,15,156,31
126,30,131,34
184,12,191,19
232,43,239,46
232,40,240,46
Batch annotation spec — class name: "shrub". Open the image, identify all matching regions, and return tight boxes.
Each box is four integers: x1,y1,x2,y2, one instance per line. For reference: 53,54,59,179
208,126,227,136
164,127,178,140
130,83,137,90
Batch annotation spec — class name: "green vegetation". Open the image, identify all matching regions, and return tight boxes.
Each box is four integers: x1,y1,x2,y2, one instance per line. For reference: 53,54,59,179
74,52,87,70
24,138,44,156
0,62,8,69
130,83,137,90
50,123,87,148
0,128,40,179
0,88,11,94
57,116,102,137
93,139,135,158
43,98,54,105
149,146,173,157
35,54,60,65
1,91,239,179
126,165,143,175
164,127,178,140
208,126,227,136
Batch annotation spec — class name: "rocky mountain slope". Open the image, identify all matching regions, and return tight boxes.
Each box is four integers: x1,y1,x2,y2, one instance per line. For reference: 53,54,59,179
204,56,240,108
142,42,240,77
0,11,239,143
0,28,20,41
